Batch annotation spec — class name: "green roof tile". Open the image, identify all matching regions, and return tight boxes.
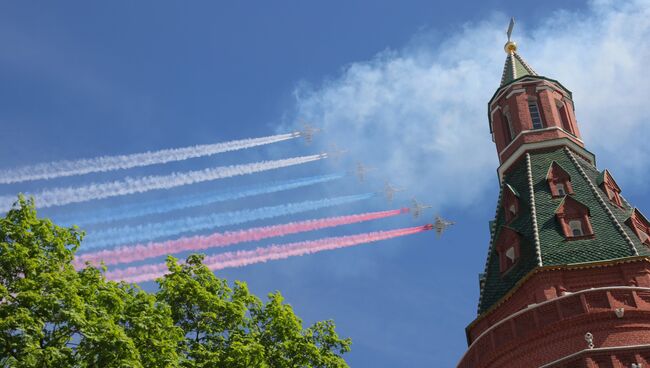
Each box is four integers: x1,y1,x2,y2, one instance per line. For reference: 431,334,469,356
477,148,647,314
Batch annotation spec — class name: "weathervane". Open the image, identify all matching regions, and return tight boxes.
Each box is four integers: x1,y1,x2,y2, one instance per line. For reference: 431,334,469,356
504,17,517,54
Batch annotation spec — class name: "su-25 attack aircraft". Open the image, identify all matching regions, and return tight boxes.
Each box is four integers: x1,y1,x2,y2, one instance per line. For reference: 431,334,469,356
382,182,404,203
432,215,455,237
410,198,432,219
354,162,376,182
292,122,322,144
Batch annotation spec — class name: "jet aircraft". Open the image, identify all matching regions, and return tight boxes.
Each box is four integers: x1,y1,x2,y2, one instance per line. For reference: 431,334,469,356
354,162,376,182
295,122,321,144
383,182,404,203
432,215,455,237
410,198,432,219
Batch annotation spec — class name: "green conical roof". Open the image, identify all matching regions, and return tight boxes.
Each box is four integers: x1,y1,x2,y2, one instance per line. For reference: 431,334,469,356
500,51,538,86
477,147,647,314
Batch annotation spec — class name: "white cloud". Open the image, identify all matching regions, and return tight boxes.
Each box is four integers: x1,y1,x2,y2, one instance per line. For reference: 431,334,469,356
286,0,650,211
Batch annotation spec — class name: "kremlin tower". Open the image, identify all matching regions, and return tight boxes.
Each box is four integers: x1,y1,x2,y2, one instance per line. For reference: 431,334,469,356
458,20,650,368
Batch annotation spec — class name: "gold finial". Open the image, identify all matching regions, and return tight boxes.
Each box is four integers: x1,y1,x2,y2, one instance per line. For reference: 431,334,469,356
504,17,517,54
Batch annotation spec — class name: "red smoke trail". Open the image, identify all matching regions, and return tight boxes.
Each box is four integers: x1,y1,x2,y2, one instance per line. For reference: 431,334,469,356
106,224,433,283
76,208,409,268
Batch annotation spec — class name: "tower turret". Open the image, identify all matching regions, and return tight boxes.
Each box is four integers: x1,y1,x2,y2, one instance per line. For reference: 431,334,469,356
458,19,650,368
488,23,585,179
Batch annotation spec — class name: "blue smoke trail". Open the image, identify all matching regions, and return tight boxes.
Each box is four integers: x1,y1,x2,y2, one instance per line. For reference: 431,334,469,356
82,193,375,250
57,173,344,226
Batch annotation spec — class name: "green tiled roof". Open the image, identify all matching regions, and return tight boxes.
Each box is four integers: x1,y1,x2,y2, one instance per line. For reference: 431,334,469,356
477,148,647,314
500,51,538,86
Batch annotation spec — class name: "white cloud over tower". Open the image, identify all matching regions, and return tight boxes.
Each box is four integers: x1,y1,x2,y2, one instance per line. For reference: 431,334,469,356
291,0,650,211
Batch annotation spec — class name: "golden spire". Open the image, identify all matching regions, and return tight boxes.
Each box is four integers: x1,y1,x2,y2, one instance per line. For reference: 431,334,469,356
504,17,517,54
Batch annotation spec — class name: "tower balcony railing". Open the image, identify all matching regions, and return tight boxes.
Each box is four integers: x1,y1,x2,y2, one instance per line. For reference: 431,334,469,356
458,286,650,368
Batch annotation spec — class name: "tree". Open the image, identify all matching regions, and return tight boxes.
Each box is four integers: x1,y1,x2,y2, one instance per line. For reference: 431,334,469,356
0,197,351,367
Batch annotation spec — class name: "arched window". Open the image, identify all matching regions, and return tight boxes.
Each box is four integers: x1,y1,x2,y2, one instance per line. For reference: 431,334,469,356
503,184,519,223
546,162,573,198
528,99,544,129
598,170,623,208
504,112,515,143
495,227,521,274
555,196,594,239
569,220,584,237
556,100,573,134
625,209,650,246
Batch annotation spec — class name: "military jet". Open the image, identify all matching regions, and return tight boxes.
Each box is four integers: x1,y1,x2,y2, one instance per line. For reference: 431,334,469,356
354,162,376,182
327,143,348,161
383,182,404,203
410,198,432,219
432,215,455,237
295,122,321,144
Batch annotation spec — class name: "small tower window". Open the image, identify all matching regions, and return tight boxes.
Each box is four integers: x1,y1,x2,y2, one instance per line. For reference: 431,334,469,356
503,184,520,223
495,227,521,274
556,100,574,135
508,204,517,217
555,196,594,239
504,112,515,143
598,170,623,208
546,162,573,198
625,209,650,246
528,100,544,129
569,220,584,237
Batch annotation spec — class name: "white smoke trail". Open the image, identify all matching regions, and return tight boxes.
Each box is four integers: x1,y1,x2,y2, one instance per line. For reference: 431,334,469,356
0,154,324,211
0,133,298,184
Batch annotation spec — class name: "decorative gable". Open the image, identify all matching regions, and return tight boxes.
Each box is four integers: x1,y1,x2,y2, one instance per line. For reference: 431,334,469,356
598,169,623,208
546,161,573,197
625,208,650,246
495,227,522,274
555,196,594,239
503,184,520,223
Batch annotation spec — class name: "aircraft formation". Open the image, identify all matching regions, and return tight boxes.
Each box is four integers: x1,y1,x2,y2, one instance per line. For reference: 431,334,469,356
293,122,456,238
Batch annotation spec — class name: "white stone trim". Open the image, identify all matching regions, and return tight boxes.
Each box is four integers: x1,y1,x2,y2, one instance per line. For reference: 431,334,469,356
538,344,650,368
498,127,585,162
490,78,571,110
497,137,595,181
459,286,650,366
506,88,526,99
526,153,543,267
535,85,555,93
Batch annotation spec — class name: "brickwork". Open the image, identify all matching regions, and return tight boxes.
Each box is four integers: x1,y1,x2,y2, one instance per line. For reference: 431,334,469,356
459,283,650,367
489,78,583,164
461,45,650,367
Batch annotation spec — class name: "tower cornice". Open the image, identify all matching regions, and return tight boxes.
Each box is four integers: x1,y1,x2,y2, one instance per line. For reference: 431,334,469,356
496,137,595,181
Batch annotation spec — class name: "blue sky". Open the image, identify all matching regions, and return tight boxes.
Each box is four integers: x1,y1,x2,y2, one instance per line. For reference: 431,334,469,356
2,1,650,366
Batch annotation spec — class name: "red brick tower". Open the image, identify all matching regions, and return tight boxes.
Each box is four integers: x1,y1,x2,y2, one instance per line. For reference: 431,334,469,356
458,21,650,368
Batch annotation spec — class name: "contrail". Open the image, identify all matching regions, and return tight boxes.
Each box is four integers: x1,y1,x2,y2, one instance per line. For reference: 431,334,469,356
58,173,343,226
0,154,325,212
75,208,409,267
105,224,433,283
0,133,299,184
82,193,375,249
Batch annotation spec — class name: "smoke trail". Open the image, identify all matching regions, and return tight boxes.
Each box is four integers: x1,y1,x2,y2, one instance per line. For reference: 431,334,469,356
0,133,298,184
0,154,325,212
105,224,432,283
58,173,343,227
75,208,409,267
82,193,375,250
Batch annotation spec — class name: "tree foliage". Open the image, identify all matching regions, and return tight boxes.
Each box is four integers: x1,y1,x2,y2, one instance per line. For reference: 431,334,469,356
0,197,351,367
